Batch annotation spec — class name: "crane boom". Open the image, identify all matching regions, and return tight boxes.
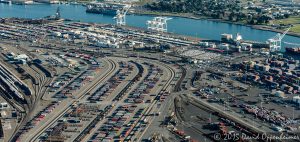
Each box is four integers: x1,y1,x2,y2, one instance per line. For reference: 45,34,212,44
279,27,290,40
124,5,131,15
113,4,131,26
267,27,291,52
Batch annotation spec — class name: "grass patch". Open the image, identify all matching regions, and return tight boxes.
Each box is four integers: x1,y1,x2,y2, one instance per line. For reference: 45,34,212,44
272,16,300,25
133,0,154,5
290,24,300,33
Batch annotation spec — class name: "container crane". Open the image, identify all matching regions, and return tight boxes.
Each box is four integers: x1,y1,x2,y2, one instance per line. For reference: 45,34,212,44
147,17,172,32
55,7,61,20
267,27,290,52
113,4,131,26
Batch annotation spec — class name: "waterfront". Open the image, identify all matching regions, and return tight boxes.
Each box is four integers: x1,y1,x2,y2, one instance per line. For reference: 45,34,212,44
1,3,300,44
1,3,300,141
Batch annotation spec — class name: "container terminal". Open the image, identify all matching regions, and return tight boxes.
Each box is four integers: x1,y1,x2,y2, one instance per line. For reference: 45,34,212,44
0,16,299,142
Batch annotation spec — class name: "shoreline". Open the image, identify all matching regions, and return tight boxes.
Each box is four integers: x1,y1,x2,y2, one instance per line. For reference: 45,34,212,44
133,10,300,38
1,2,300,38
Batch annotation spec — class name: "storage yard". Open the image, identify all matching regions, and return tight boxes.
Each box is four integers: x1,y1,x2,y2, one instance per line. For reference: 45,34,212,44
0,17,299,142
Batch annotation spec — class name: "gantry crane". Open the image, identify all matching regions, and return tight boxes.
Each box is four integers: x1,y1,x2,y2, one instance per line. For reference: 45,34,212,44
147,17,172,32
113,4,131,26
55,7,61,20
267,27,290,52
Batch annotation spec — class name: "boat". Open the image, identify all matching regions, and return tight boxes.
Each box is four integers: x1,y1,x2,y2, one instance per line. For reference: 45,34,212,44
86,2,126,15
285,47,300,55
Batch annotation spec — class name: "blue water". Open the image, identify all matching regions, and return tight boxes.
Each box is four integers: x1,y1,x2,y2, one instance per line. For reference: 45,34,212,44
1,3,300,44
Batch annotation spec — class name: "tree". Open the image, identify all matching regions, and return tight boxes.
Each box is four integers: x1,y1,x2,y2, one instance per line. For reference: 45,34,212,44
249,19,255,24
256,16,264,24
284,14,290,19
229,12,235,21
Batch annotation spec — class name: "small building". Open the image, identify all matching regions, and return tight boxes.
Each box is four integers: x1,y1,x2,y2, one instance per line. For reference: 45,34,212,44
270,68,282,75
263,65,270,72
266,76,273,82
20,59,27,64
236,46,241,52
254,75,260,82
281,84,294,93
243,61,255,69
52,31,61,37
288,64,296,70
275,91,286,98
292,84,300,92
270,81,279,89
6,52,15,60
33,59,43,64
130,41,144,49
209,43,217,48
14,54,29,61
74,39,86,44
62,34,69,39
281,84,289,91
218,43,229,50
292,96,300,104
241,43,253,50
199,42,209,47
189,59,198,64
0,103,9,110
254,64,264,71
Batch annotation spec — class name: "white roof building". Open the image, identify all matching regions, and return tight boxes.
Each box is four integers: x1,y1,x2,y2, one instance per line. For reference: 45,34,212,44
14,54,29,60
275,91,286,98
293,96,300,104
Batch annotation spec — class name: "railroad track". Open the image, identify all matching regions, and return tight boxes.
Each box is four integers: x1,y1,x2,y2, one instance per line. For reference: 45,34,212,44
7,66,37,142
76,59,147,142
0,54,26,112
171,121,216,142
28,58,117,142
0,88,24,113
112,61,144,101
74,61,144,142
9,65,54,142
74,105,113,142
174,97,185,122
186,95,265,136
173,95,218,142
31,67,43,104
129,61,176,142
174,65,186,92
28,65,52,109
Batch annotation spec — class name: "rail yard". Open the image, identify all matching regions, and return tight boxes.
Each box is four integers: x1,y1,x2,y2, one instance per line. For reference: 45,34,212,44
0,17,299,142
